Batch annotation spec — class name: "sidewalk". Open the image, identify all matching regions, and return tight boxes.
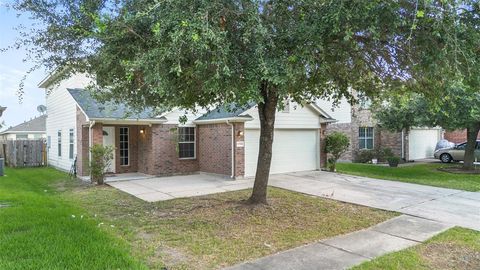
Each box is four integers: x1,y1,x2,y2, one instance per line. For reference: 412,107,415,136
226,215,452,270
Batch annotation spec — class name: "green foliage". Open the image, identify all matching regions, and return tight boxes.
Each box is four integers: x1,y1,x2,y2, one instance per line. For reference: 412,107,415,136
89,144,114,185
10,0,418,110
373,93,433,132
325,132,350,171
354,147,394,164
386,156,400,167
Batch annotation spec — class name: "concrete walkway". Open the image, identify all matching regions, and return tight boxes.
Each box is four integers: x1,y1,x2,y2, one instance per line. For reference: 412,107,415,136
226,215,452,270
108,173,253,202
269,171,480,231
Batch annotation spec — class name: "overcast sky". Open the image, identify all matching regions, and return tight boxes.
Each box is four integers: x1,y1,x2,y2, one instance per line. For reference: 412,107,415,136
0,3,47,131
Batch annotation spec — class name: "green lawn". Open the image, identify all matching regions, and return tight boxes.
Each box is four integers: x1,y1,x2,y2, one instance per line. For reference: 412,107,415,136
0,167,146,270
0,167,396,269
336,163,480,191
352,227,480,270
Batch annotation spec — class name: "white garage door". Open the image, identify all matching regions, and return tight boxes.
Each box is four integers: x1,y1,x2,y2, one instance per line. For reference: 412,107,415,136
408,129,441,160
244,129,319,177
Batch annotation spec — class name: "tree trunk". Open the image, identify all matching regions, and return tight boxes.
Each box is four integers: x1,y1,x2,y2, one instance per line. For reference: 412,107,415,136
248,82,278,204
463,124,480,170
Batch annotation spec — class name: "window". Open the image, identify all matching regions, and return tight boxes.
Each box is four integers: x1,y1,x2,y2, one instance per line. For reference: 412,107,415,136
359,127,374,149
119,127,129,166
57,130,62,157
456,143,466,150
178,127,195,159
69,129,74,159
15,134,28,140
33,134,43,139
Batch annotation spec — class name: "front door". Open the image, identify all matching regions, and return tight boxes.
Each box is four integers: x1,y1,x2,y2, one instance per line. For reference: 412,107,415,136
102,126,115,173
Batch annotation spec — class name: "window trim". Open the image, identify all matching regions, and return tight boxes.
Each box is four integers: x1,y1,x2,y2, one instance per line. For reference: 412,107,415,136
69,128,74,160
359,127,374,150
178,126,196,160
57,130,62,157
119,127,130,166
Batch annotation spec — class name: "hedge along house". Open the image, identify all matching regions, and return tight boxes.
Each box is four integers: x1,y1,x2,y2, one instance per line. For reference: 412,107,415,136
40,73,335,179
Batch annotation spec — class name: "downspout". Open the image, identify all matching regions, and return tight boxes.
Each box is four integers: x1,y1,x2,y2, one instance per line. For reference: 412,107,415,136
401,129,405,160
226,120,235,179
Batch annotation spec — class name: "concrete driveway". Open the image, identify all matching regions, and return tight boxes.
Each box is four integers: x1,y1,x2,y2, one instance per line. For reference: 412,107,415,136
108,173,254,202
269,171,480,231
108,170,479,230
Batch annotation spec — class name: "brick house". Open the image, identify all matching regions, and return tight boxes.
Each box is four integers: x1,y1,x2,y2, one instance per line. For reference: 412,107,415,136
317,98,442,162
444,130,480,144
39,73,335,179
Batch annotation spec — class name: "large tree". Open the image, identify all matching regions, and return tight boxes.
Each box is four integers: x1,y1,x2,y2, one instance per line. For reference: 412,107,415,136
11,0,416,203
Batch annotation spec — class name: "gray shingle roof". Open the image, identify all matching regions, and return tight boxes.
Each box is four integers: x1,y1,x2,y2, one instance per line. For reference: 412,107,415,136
1,115,46,133
196,103,255,121
68,89,162,120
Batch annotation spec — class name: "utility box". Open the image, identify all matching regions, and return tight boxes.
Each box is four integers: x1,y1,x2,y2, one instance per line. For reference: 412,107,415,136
0,158,4,176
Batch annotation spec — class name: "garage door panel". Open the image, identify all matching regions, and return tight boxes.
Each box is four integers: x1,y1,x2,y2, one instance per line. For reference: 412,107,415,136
408,129,441,160
245,129,318,177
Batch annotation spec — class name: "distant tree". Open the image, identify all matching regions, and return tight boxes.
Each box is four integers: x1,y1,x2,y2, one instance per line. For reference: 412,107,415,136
376,1,480,170
373,93,432,133
0,106,5,128
10,0,418,203
374,83,480,170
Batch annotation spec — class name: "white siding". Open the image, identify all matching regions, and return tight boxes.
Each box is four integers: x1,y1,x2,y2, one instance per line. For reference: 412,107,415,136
244,103,321,129
316,98,352,124
162,108,208,125
45,73,91,171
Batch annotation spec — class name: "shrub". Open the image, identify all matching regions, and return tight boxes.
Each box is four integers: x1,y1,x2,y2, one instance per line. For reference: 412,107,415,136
353,147,395,163
325,132,350,172
353,149,376,163
387,156,401,167
89,144,115,185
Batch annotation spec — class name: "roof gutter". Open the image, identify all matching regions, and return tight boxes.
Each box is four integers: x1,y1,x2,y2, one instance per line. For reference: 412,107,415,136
89,118,167,125
194,116,253,125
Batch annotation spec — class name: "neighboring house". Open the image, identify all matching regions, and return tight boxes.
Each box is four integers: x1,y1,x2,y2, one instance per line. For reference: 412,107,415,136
39,73,336,178
444,130,480,144
317,98,442,161
0,115,47,140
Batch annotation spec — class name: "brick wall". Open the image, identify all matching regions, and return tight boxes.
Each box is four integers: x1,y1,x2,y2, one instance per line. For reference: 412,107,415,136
377,129,403,157
444,129,480,144
138,125,153,174
197,123,232,176
233,123,245,178
326,123,354,161
148,124,199,175
77,121,244,178
326,107,404,161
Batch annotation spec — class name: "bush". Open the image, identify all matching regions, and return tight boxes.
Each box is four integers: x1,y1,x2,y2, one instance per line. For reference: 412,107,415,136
325,132,350,172
353,147,395,163
387,156,401,167
90,144,115,185
353,149,376,163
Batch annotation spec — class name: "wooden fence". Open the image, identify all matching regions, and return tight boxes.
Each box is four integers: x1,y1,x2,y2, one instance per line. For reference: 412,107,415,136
0,139,47,167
